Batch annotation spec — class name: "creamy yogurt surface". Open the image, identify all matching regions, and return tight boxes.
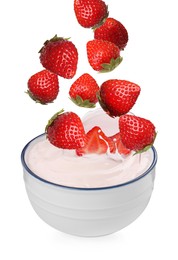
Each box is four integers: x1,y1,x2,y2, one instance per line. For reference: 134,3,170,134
25,136,153,188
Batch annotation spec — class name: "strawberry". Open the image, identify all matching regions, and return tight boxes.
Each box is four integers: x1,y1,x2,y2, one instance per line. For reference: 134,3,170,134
46,110,86,149
74,0,108,28
109,133,131,155
69,73,99,108
94,17,128,50
27,69,59,104
39,35,78,79
98,79,141,117
86,39,122,72
119,114,156,153
76,126,130,156
76,126,109,155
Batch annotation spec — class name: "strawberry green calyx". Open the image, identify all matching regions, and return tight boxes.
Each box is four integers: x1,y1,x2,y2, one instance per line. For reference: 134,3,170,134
92,6,109,30
38,35,70,53
45,109,64,132
26,90,48,105
70,95,96,108
134,144,153,155
134,132,157,155
100,56,123,73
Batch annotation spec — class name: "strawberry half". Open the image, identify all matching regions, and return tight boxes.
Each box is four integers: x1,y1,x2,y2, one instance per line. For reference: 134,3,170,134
99,79,141,117
39,35,78,79
94,17,129,50
27,69,59,104
76,126,111,156
109,133,131,155
46,110,86,149
86,39,122,72
119,114,156,153
74,0,108,28
69,73,99,108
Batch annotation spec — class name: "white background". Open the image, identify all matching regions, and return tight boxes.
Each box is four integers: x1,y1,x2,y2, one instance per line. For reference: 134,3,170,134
1,0,178,259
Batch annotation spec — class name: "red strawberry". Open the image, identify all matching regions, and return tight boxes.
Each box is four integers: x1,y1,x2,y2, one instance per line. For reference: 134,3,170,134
46,110,86,149
76,126,109,155
119,114,156,153
39,35,78,79
86,39,122,72
74,0,108,28
94,17,128,50
109,133,131,155
69,73,99,108
27,69,59,104
99,79,141,117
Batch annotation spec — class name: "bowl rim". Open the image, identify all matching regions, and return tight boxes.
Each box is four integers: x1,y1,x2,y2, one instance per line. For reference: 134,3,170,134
21,133,158,191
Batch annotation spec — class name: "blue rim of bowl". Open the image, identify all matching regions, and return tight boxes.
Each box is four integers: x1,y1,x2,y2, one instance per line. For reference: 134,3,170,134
21,133,158,191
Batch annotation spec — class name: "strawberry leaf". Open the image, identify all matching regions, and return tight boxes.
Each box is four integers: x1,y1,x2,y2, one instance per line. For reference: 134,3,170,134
45,109,65,132
26,90,49,105
92,6,109,30
133,144,153,155
38,35,70,53
100,56,123,73
133,132,157,155
70,95,96,108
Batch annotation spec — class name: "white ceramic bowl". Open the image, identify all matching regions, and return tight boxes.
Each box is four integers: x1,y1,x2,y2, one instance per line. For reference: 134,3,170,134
21,110,157,237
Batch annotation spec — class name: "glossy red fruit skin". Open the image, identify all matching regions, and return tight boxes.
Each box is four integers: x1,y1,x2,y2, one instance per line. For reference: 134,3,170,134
74,0,108,28
46,112,86,149
27,69,59,104
94,17,128,50
99,80,141,117
86,39,120,71
76,126,108,156
69,73,99,104
119,114,156,152
39,37,78,79
94,17,128,49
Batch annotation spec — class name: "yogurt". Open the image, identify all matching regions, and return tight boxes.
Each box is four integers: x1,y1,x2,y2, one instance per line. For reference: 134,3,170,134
25,137,153,188
24,109,154,188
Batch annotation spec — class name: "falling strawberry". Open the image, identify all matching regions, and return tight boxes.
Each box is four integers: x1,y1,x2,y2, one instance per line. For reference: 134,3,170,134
69,73,99,108
119,114,156,153
46,110,86,149
109,133,131,155
98,79,141,117
74,0,108,28
27,69,59,104
86,39,122,72
76,126,109,156
39,35,78,79
94,17,129,50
